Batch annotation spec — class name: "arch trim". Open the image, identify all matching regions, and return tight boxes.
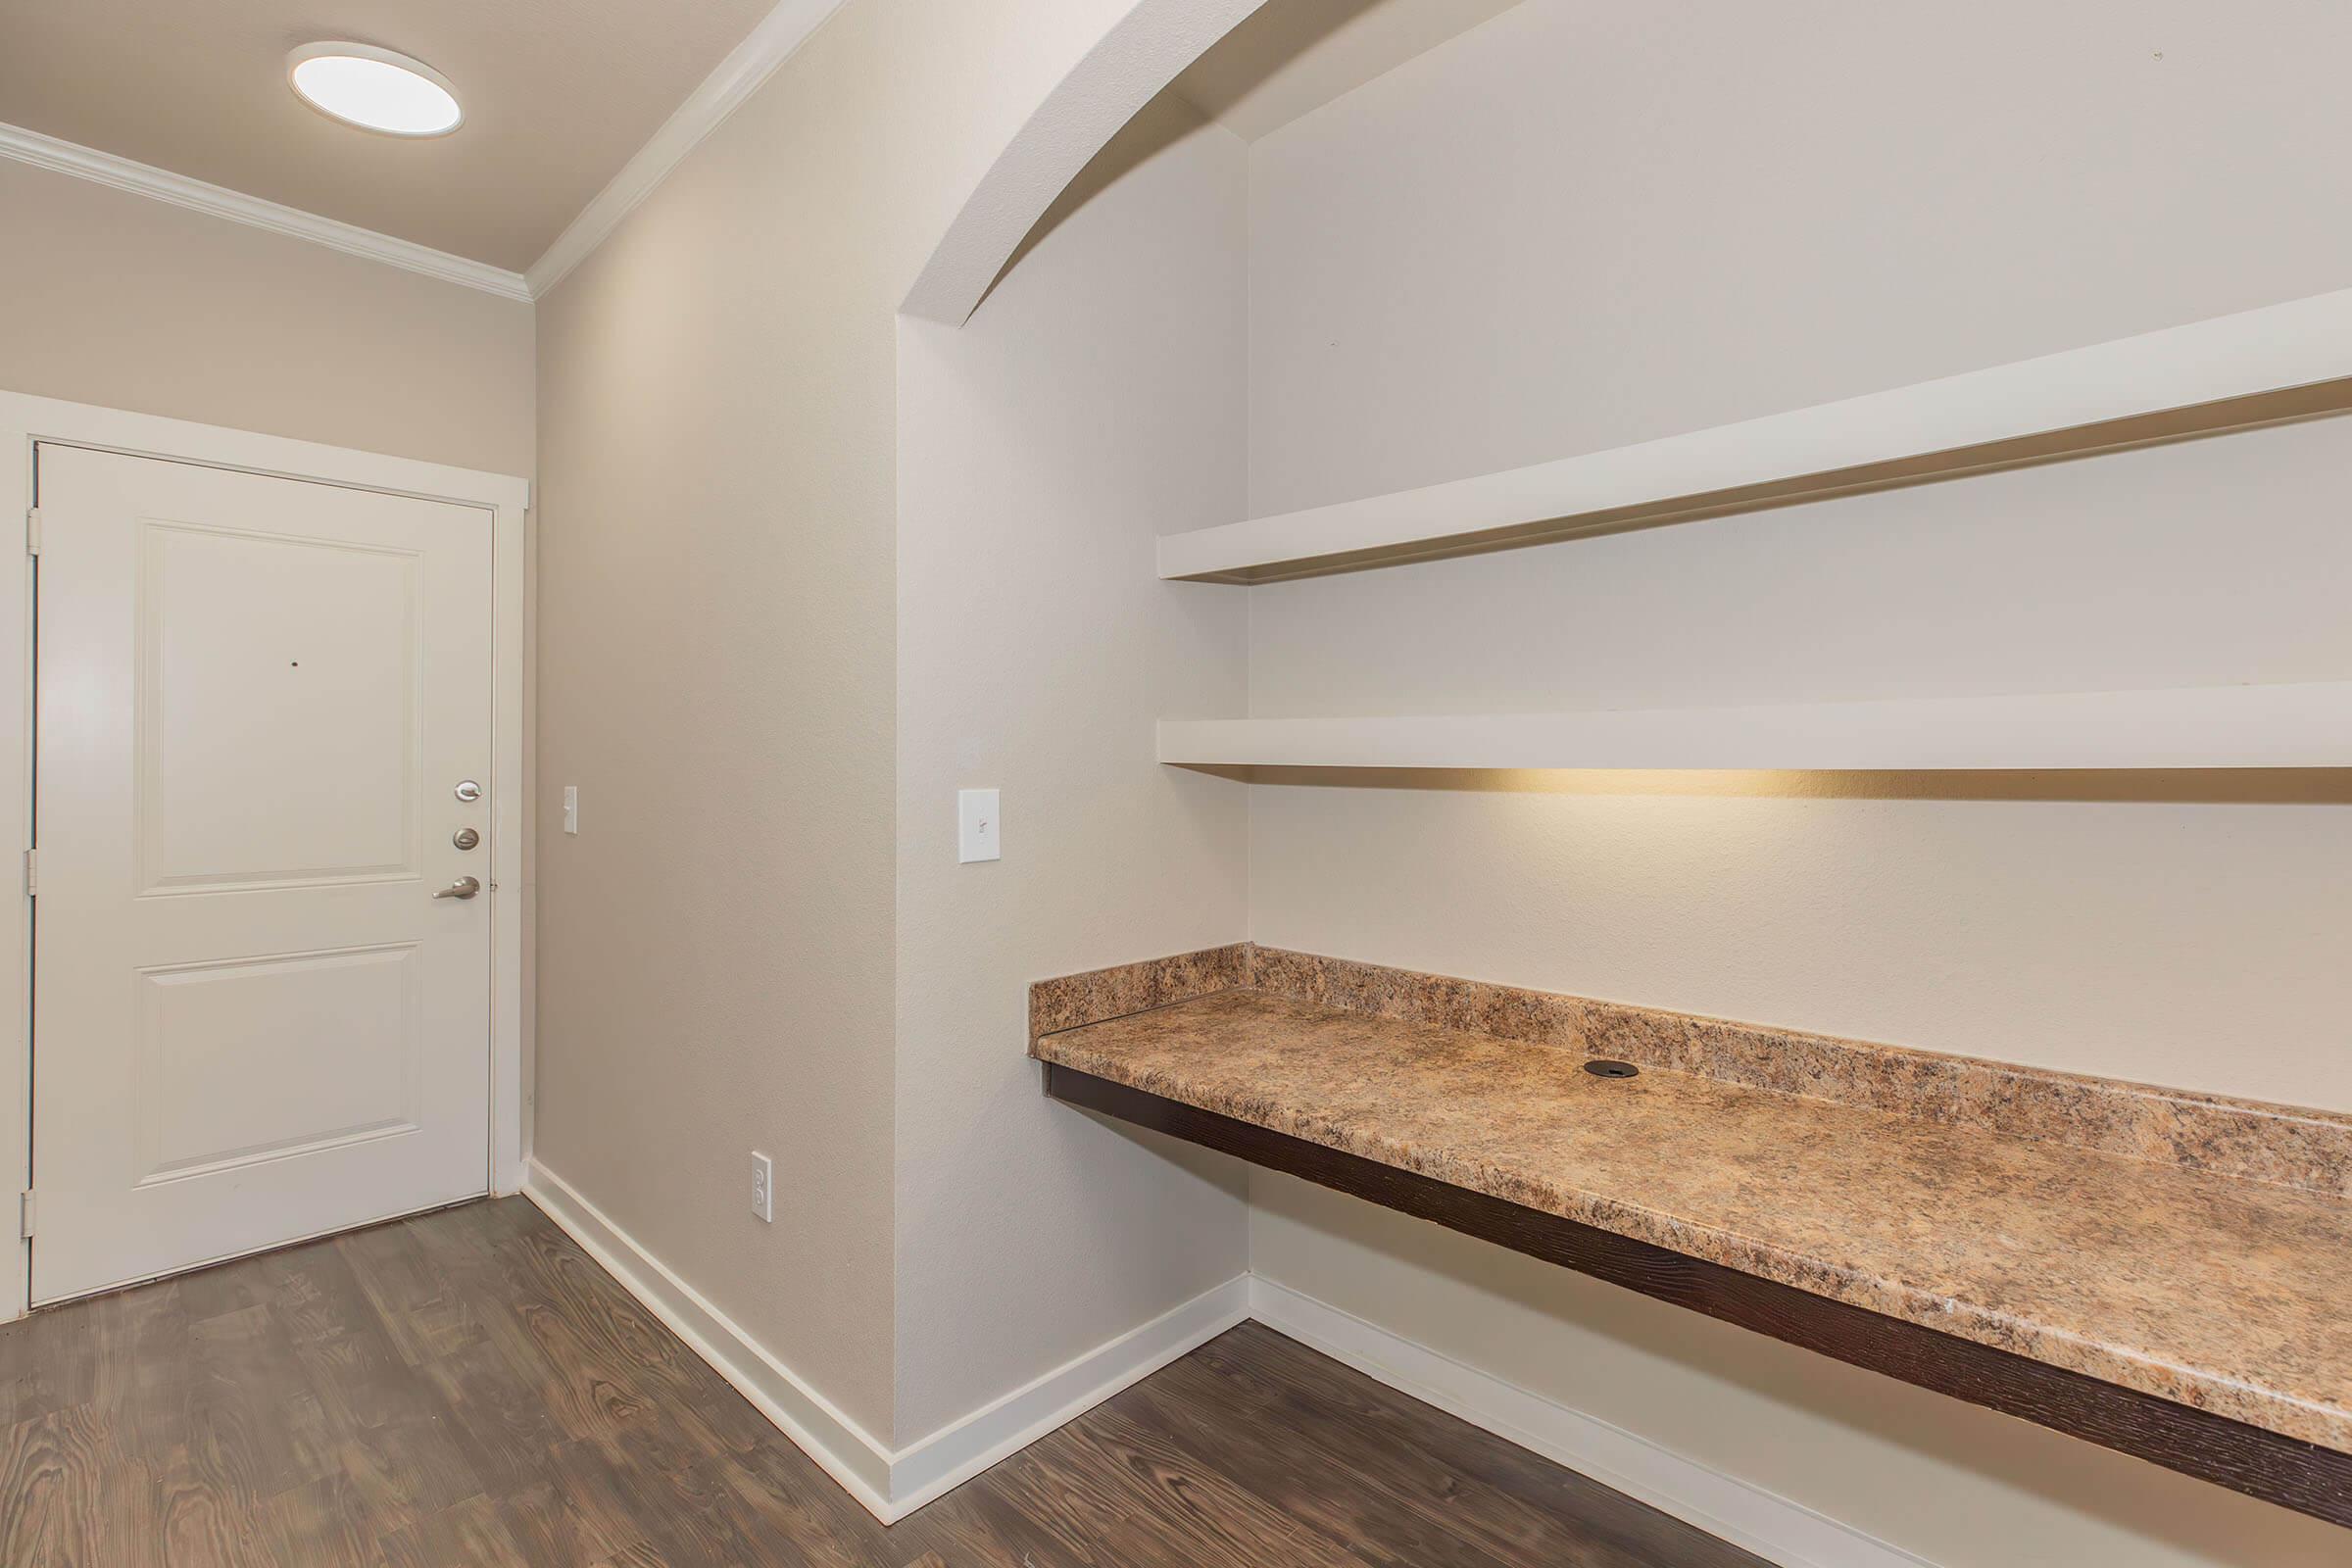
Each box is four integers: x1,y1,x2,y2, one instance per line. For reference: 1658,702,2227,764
900,0,1266,326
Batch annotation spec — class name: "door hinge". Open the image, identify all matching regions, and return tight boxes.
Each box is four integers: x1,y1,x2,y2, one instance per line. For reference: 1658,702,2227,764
17,1192,30,1241
24,507,38,558
22,849,33,899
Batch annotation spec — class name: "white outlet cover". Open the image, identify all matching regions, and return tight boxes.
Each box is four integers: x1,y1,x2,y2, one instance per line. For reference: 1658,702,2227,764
957,788,1001,863
751,1151,773,1223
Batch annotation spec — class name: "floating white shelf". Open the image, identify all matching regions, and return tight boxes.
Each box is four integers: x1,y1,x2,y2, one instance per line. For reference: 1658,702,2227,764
1157,683,2352,772
1159,291,2352,584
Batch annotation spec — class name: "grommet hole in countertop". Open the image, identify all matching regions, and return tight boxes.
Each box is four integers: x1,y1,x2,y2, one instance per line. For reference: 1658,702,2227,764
1584,1059,1640,1079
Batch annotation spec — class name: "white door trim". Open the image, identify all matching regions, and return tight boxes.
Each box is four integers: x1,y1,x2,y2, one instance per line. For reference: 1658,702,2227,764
0,388,531,1320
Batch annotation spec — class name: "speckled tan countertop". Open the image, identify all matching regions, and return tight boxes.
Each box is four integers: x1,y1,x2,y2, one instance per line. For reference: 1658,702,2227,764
1033,985,2352,1454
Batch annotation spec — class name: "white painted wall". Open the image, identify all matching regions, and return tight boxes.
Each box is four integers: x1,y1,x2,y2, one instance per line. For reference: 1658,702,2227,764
894,97,1253,1445
1239,2,2352,1562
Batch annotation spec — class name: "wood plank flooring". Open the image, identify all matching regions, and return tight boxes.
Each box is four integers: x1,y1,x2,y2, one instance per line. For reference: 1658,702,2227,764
0,1198,1766,1567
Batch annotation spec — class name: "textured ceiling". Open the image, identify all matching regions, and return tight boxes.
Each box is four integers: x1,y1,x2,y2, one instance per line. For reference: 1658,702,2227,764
0,0,776,270
1171,0,1524,143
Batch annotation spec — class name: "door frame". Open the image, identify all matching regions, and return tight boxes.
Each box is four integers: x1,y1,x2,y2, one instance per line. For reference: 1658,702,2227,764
0,389,532,1320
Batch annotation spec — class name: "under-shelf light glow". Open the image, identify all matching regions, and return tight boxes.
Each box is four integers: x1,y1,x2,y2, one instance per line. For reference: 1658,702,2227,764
288,43,463,137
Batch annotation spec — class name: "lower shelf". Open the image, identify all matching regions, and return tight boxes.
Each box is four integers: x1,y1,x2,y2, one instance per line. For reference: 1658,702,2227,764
1158,681,2352,771
1046,1062,2352,1528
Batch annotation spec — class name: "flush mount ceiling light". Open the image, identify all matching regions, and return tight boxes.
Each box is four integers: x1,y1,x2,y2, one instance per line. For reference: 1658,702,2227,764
287,42,463,137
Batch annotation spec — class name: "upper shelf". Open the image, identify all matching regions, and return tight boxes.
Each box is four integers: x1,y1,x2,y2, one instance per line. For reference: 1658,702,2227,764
1158,291,2352,584
1157,682,2352,771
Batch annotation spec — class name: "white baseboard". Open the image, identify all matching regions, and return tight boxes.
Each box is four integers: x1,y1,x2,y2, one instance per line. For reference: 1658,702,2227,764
1247,1275,1935,1568
522,1159,897,1514
522,1158,1249,1523
888,1272,1250,1514
522,1163,1922,1558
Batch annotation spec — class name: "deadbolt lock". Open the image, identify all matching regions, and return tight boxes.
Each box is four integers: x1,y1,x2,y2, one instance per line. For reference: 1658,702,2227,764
452,827,480,851
454,779,482,803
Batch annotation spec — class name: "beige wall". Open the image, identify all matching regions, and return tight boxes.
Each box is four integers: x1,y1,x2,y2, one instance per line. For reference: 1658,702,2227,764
0,156,539,1296
1240,2,2352,1563
894,98,1253,1444
530,0,1147,1446
0,159,533,476
1247,416,2352,1113
1247,0,2352,515
1251,1174,2350,1568
528,0,2350,1542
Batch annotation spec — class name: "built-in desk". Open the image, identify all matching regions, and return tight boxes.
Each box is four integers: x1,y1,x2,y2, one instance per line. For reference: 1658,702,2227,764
1030,946,2352,1526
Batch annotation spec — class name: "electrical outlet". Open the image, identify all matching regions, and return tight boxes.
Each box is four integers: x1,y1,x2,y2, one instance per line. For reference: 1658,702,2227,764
751,1152,773,1224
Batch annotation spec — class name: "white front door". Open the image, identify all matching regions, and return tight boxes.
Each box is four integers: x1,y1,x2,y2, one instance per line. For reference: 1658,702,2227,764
30,443,494,1304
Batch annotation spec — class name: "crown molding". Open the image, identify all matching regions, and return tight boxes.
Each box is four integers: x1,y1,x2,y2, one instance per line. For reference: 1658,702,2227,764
1,0,843,306
523,0,848,300
0,120,531,302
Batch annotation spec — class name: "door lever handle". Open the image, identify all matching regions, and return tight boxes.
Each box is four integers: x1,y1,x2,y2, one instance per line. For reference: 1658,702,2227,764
433,876,482,901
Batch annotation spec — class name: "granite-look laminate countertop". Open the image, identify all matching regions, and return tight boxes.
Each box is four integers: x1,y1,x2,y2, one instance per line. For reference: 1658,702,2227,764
1033,987,2352,1453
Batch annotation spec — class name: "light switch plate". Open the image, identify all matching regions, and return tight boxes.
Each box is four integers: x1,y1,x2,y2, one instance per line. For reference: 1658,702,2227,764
563,785,579,835
957,788,1001,863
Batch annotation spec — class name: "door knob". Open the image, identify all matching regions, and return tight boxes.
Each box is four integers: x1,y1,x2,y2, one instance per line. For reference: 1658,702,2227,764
433,876,482,901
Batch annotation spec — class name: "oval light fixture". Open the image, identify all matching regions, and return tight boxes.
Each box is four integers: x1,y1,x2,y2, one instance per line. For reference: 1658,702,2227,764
287,42,462,137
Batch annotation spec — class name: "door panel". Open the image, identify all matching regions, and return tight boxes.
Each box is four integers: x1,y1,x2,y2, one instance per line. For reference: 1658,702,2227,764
32,444,493,1303
133,943,422,1184
138,521,420,893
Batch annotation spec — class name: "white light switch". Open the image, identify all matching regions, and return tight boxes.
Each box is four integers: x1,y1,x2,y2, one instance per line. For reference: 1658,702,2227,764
957,788,1000,863
563,785,578,835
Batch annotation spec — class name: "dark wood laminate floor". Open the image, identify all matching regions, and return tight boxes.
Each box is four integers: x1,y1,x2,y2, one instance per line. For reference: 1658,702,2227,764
0,1197,1766,1568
